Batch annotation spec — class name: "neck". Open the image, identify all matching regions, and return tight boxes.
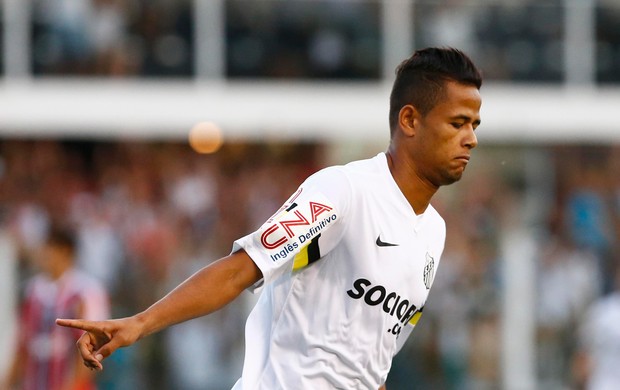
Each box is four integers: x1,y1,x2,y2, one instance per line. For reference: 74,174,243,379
50,263,72,281
386,146,438,215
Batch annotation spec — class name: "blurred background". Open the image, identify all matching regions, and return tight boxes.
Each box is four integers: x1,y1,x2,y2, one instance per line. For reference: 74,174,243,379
1,0,619,389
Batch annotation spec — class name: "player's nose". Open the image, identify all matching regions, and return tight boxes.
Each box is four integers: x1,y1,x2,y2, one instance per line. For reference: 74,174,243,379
463,127,478,149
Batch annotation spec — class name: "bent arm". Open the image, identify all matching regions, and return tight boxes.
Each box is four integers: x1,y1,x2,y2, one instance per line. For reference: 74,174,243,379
136,249,262,337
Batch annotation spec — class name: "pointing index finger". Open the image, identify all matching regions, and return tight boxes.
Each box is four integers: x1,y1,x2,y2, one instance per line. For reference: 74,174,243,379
56,318,99,332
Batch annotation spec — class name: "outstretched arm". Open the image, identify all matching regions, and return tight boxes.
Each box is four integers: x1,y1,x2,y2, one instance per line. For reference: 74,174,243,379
56,250,261,370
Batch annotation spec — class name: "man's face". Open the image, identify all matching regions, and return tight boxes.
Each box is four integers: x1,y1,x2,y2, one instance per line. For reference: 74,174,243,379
412,80,481,187
38,243,72,278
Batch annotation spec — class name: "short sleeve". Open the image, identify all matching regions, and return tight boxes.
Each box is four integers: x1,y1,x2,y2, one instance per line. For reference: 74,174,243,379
232,166,351,293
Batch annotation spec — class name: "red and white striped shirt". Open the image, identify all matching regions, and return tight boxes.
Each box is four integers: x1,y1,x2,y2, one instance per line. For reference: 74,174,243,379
18,268,109,390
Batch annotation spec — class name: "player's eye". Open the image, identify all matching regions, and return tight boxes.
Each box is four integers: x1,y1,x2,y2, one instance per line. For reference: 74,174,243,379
451,122,463,129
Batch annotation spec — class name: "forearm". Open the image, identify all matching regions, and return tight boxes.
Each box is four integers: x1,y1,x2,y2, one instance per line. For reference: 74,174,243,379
55,250,262,369
135,250,261,338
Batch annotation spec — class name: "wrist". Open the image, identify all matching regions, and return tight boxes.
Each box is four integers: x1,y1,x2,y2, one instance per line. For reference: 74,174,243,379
132,311,151,339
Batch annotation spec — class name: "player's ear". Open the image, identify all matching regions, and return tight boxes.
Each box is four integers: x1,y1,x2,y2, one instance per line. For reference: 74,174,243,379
398,105,417,137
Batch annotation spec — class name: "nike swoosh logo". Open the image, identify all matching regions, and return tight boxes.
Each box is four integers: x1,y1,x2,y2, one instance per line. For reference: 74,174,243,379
376,235,399,247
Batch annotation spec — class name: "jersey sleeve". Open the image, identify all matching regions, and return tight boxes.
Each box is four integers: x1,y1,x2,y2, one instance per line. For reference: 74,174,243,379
232,166,351,293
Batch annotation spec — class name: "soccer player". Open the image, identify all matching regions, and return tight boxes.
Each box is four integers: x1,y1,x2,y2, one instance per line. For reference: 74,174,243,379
56,47,482,389
2,227,109,390
573,268,620,390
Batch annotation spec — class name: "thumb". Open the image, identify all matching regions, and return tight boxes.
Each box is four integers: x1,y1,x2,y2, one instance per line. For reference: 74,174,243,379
94,337,123,360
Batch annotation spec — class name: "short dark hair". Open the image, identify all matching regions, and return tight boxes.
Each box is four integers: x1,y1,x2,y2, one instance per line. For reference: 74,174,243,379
389,47,482,134
46,225,77,254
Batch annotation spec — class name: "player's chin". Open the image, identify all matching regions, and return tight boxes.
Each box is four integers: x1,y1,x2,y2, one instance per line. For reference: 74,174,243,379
439,169,464,186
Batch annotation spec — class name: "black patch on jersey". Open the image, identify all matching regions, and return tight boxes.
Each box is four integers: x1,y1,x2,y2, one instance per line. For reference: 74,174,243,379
307,233,321,264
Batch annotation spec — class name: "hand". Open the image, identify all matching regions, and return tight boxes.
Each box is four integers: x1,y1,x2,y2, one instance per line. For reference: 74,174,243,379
56,317,143,371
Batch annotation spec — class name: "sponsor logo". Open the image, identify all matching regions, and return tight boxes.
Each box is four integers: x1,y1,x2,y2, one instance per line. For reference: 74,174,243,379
265,188,304,225
375,235,399,247
346,278,419,337
423,253,435,290
259,189,337,262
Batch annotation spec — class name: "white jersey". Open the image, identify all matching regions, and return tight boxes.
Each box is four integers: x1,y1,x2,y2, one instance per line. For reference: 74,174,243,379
231,153,446,389
580,292,620,390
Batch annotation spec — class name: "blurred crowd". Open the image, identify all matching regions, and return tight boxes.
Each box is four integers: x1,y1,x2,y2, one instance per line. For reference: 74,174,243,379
0,140,619,389
225,0,381,79
0,140,319,389
25,0,620,82
414,0,564,82
32,0,194,76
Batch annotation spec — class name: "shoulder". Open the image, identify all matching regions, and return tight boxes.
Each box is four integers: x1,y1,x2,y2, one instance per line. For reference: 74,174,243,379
305,165,351,186
65,269,110,319
23,275,47,299
592,293,620,316
306,153,385,189
425,205,446,229
65,269,107,297
421,205,447,255
299,154,388,215
342,153,387,178
580,293,620,335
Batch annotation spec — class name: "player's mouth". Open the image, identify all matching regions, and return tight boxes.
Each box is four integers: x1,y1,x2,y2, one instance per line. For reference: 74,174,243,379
454,155,470,164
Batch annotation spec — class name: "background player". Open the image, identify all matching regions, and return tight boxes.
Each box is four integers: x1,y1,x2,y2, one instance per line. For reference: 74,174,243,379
1,226,109,390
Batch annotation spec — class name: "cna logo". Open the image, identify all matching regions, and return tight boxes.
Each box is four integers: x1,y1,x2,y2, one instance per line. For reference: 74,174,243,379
258,188,337,262
260,201,333,249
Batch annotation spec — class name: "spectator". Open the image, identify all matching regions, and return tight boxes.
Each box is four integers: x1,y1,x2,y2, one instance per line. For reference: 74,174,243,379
564,162,615,293
536,232,600,388
1,226,109,390
574,269,620,390
33,0,94,73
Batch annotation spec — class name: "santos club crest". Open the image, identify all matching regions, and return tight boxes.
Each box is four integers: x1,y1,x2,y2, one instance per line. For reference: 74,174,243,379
423,253,435,290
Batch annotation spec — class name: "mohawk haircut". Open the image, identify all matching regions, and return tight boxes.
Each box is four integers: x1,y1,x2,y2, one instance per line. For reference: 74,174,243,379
389,47,482,135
